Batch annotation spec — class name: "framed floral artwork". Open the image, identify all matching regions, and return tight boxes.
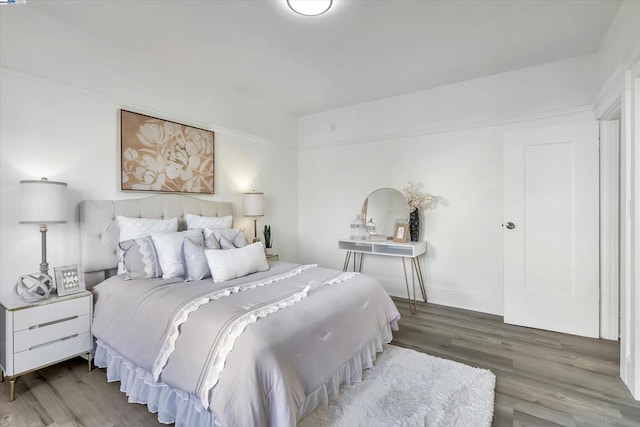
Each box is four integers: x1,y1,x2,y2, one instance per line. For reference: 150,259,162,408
120,109,214,194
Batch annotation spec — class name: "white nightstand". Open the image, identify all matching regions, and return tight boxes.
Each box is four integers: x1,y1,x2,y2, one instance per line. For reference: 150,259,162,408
0,291,93,401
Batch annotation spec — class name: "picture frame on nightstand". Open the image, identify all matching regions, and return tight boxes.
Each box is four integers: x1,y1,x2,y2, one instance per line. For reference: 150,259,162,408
54,265,86,296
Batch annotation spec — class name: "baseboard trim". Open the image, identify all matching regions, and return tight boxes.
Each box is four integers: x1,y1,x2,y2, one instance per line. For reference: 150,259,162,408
426,286,503,316
375,276,503,316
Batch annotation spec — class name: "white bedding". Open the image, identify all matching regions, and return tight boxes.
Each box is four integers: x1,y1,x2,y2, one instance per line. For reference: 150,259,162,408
92,262,400,426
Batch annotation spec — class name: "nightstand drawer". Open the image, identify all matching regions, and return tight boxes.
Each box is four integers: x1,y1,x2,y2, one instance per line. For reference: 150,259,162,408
13,296,90,331
13,314,90,353
14,332,91,374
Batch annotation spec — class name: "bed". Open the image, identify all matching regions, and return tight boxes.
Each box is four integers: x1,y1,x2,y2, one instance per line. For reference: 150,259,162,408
80,195,400,426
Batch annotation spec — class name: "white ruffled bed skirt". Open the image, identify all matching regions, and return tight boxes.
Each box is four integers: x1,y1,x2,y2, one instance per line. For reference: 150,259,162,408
94,321,395,426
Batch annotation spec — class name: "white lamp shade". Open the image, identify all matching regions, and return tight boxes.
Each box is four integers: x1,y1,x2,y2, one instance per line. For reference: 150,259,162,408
243,192,264,217
19,179,68,224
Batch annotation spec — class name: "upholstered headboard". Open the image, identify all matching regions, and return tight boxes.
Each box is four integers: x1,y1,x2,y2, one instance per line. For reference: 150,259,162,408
80,195,233,288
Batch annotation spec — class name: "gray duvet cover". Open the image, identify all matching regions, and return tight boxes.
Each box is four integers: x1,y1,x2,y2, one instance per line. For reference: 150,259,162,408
92,262,400,426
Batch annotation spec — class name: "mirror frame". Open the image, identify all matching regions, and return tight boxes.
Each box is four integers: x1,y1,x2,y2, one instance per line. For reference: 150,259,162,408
361,187,409,238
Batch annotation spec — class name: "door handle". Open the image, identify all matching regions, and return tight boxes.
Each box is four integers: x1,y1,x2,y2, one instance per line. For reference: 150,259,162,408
504,222,515,230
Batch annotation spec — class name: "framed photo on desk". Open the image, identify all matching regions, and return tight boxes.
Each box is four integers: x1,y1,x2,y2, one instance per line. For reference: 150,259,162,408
393,222,409,242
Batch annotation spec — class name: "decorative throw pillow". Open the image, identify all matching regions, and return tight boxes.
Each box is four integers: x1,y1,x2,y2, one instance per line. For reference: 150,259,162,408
204,242,269,283
185,214,233,231
203,228,222,250
203,227,249,249
152,229,204,279
219,235,236,250
182,237,211,281
116,216,179,274
119,237,162,280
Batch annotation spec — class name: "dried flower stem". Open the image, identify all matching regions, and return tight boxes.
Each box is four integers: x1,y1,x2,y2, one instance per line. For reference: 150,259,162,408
402,182,436,213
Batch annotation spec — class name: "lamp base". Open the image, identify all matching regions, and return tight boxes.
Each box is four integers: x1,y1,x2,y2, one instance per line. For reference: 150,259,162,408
40,224,50,276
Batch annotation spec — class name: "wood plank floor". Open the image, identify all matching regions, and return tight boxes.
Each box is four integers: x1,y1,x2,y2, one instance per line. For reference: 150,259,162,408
391,298,640,426
1,298,639,426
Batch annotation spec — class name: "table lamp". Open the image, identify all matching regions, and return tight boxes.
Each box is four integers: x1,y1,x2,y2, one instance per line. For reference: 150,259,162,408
19,177,68,276
243,191,264,243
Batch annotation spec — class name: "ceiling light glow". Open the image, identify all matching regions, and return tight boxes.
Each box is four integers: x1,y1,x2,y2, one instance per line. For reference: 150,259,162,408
287,0,333,16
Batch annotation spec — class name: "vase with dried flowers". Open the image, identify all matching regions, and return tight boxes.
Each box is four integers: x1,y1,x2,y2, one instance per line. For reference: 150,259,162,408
401,182,436,242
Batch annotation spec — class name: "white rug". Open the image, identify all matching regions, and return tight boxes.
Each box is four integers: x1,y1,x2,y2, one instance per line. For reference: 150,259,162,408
300,345,496,427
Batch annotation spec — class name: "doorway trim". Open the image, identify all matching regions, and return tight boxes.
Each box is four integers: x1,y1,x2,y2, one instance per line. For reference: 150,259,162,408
599,119,620,340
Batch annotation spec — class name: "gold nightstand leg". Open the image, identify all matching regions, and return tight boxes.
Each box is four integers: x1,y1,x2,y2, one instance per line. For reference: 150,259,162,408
88,353,93,372
9,376,18,402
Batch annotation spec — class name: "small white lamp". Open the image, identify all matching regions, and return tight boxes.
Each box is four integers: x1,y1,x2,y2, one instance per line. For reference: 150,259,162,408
243,191,264,243
19,177,68,276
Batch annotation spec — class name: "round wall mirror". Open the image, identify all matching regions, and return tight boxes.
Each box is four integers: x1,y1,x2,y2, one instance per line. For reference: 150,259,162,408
361,188,409,238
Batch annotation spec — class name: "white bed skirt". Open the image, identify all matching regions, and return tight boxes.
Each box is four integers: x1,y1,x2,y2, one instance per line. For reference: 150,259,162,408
94,321,395,426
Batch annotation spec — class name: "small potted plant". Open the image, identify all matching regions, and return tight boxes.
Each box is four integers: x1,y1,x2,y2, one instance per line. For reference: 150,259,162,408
263,225,274,255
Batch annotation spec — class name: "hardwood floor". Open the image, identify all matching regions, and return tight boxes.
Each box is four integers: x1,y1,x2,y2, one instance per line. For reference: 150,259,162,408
391,298,640,426
1,299,639,426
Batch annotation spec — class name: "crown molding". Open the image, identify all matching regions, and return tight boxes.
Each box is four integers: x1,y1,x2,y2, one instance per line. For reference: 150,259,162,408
591,44,640,120
592,65,624,120
1,66,290,149
625,46,640,68
298,105,593,151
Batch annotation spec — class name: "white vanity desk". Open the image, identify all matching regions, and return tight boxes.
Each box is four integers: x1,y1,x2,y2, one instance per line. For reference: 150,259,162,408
338,239,427,313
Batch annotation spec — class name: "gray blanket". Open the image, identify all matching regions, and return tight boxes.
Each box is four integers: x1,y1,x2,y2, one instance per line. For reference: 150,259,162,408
92,262,400,426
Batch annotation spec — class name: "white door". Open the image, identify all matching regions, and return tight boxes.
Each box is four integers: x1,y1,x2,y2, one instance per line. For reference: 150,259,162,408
503,121,599,338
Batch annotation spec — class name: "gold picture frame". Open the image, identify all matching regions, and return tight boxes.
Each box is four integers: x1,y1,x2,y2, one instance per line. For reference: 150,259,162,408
120,109,215,194
54,265,86,296
393,222,409,243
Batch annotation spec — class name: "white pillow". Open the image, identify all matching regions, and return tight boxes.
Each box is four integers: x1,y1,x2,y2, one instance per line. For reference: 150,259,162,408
205,242,269,283
186,214,233,230
152,229,204,279
117,216,179,274
117,216,179,241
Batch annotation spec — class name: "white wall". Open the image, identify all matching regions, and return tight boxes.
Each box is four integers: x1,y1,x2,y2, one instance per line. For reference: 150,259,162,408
0,7,299,297
298,56,598,315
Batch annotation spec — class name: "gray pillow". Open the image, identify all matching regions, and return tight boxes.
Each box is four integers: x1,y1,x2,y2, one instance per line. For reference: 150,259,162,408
219,235,236,250
229,230,250,248
202,227,249,249
182,237,211,281
204,229,222,250
119,237,162,280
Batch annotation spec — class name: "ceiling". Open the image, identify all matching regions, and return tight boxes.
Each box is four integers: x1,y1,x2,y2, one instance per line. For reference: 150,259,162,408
30,0,621,117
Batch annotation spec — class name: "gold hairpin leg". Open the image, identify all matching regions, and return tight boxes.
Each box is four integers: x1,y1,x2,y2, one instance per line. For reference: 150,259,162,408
412,257,427,302
402,257,417,314
343,251,351,272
